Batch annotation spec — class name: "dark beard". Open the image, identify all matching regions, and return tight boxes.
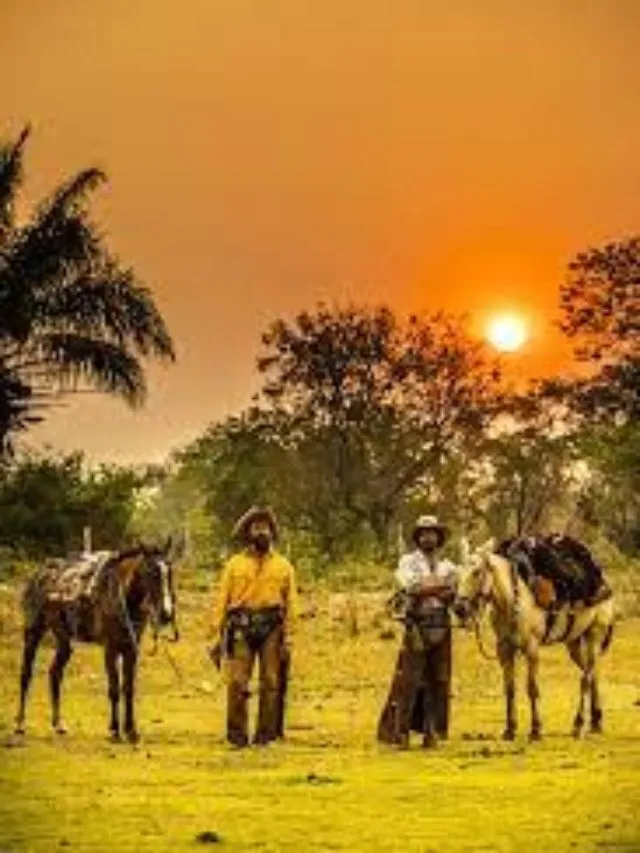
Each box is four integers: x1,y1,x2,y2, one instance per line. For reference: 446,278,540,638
252,534,271,555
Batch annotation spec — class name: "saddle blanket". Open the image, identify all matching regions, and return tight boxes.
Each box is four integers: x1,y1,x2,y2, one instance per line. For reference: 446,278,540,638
42,551,113,603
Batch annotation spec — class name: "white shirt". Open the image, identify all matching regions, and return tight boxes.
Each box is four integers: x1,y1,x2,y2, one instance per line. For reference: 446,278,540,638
395,550,459,593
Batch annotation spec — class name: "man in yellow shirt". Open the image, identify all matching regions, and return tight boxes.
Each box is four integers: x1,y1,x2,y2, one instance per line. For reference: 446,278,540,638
208,506,297,747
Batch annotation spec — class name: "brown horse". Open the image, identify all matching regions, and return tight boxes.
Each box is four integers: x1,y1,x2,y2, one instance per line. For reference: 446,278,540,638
453,542,615,741
15,541,178,743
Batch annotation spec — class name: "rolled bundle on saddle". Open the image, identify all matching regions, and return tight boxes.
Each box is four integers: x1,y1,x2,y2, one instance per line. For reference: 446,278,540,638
500,534,610,609
223,605,284,654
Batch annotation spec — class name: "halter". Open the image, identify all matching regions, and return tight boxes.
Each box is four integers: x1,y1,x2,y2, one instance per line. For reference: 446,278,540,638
455,554,522,660
455,559,494,620
111,549,179,653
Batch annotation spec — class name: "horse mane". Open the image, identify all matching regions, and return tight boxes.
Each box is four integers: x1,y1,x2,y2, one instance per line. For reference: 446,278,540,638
485,551,536,610
91,547,153,598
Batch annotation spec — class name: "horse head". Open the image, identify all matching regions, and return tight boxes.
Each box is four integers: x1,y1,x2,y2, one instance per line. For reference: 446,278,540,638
452,539,495,626
115,538,180,641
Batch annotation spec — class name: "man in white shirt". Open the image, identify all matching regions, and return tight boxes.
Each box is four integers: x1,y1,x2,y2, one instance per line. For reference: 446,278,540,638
378,515,459,748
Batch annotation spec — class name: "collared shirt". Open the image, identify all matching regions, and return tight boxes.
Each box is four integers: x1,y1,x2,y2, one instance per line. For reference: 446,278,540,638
210,549,298,642
395,549,459,602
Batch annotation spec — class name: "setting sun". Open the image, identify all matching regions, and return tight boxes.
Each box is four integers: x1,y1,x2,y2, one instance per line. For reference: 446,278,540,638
485,313,529,352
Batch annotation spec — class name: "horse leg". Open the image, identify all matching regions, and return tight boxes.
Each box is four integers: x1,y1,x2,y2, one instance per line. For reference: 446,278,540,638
590,661,603,734
585,629,604,734
526,646,542,741
567,636,591,738
104,645,121,741
122,647,139,744
498,640,517,740
49,629,73,734
15,619,46,734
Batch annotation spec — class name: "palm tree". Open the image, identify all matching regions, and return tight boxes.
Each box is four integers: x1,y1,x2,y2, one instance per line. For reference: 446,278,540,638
0,126,176,455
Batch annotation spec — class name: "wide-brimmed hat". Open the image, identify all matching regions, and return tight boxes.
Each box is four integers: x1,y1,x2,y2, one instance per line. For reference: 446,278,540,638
411,514,448,547
232,506,279,542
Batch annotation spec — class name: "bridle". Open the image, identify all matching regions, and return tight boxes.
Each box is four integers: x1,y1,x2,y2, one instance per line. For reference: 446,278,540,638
455,558,499,661
145,554,180,650
455,559,493,621
116,550,180,652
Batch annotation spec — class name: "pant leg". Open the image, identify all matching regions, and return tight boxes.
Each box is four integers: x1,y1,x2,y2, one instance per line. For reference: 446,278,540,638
254,627,284,744
377,628,425,745
429,630,452,738
226,633,255,746
275,646,290,739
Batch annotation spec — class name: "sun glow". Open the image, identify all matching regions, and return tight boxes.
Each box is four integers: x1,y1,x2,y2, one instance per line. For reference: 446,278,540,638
485,313,529,352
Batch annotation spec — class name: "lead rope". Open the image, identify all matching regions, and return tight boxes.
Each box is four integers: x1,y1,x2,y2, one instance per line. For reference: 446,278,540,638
117,582,140,653
471,602,498,661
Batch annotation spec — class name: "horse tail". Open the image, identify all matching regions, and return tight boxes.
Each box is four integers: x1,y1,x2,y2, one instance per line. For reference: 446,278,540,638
21,571,49,629
600,621,614,655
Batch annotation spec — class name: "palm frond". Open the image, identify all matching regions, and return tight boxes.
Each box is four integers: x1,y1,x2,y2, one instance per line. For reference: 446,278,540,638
37,262,176,361
32,333,147,406
0,127,176,453
0,125,30,237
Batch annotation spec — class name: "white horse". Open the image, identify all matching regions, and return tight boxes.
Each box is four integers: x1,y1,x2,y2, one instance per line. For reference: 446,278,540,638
453,541,615,741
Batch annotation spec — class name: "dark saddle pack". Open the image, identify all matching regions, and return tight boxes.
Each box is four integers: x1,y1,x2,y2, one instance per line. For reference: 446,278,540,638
498,535,611,609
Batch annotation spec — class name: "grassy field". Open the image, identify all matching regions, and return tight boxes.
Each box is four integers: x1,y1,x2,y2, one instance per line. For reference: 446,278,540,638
1,583,639,853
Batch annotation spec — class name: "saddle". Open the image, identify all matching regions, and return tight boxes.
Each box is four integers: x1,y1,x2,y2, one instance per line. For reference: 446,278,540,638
530,576,557,609
518,565,611,610
45,553,112,604
504,536,611,610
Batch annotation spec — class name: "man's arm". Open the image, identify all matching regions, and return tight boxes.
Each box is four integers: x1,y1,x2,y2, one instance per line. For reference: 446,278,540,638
395,553,420,590
283,560,298,646
209,559,233,647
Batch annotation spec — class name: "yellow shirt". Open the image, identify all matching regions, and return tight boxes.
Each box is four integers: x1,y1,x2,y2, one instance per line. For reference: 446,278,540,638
210,549,298,643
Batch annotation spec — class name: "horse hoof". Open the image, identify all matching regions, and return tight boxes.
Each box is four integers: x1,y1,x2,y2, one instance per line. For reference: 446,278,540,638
422,735,438,750
14,724,25,736
502,729,516,742
54,725,68,736
529,730,542,743
109,731,122,743
590,724,603,735
572,727,584,740
125,729,140,745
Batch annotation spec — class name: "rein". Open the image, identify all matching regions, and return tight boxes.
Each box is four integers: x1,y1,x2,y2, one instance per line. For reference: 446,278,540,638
471,606,498,661
462,557,521,660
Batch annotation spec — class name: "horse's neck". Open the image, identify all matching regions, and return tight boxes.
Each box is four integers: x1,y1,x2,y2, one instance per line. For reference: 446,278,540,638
108,553,148,623
115,554,144,588
488,556,547,643
489,556,534,613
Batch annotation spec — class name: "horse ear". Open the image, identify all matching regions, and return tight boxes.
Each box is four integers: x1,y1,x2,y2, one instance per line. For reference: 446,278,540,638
479,537,496,555
163,532,189,564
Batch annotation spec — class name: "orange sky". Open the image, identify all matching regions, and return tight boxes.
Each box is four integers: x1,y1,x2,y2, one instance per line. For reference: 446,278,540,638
2,1,639,463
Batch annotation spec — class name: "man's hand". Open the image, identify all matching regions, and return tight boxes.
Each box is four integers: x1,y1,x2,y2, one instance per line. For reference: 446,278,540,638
207,642,222,670
419,577,450,593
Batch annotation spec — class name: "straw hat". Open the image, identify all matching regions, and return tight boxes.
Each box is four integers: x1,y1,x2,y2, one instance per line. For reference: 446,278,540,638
411,514,448,547
232,506,279,542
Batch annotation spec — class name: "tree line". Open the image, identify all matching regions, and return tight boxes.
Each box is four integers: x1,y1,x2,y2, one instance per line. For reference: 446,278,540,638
0,127,638,573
